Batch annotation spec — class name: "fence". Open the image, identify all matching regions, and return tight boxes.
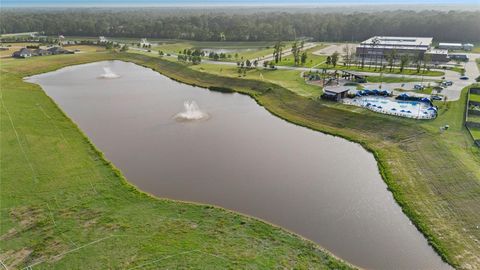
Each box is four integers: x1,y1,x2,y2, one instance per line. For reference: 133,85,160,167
465,87,480,147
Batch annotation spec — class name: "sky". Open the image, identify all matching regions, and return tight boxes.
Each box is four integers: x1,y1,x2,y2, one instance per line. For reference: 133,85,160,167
2,0,479,7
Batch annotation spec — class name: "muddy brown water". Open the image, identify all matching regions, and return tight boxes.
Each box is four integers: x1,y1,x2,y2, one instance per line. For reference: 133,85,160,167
28,60,451,270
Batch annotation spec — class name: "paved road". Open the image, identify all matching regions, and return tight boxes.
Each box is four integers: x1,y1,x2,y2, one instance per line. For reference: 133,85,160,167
312,43,358,55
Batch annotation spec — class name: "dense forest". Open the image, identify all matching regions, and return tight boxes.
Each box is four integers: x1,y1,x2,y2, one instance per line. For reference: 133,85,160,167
1,9,479,42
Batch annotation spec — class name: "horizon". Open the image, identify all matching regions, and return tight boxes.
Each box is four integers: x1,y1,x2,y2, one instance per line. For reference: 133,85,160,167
3,0,479,7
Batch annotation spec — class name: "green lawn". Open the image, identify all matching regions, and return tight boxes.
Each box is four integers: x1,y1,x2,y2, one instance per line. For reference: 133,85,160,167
151,40,282,62
0,51,353,269
277,44,328,68
191,63,322,98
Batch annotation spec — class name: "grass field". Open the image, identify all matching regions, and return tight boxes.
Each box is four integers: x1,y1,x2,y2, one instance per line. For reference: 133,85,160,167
277,44,328,68
0,51,353,269
151,41,280,61
191,63,321,97
2,48,480,269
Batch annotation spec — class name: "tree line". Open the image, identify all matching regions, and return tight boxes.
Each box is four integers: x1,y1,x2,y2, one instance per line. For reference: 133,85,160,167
1,9,479,42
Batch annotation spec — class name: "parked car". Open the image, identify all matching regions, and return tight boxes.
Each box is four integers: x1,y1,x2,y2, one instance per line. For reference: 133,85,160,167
431,95,443,101
414,84,425,90
441,81,453,87
460,76,469,80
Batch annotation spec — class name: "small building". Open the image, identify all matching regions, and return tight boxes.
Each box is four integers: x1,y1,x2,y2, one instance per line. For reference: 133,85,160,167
99,36,108,43
463,43,474,51
438,42,474,51
449,54,469,61
12,48,33,58
322,88,350,101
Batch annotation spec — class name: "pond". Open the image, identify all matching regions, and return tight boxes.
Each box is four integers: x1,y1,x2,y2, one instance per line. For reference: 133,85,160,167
27,60,450,270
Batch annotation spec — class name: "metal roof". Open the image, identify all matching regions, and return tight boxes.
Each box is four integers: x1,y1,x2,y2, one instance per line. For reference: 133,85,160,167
360,36,433,47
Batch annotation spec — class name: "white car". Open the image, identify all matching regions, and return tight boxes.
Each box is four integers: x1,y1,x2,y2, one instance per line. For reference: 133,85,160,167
414,84,425,90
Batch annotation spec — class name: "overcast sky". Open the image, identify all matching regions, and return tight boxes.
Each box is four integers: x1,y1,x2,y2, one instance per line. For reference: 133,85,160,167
3,0,479,7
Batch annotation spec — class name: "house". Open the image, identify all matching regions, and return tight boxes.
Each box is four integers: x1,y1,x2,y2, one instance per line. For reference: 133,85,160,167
99,36,108,43
47,46,74,55
12,48,33,58
33,48,51,56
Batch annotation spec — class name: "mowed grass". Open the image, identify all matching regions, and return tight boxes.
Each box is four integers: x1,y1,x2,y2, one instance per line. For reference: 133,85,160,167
0,51,353,269
133,53,480,269
277,44,328,68
151,40,279,61
191,63,321,97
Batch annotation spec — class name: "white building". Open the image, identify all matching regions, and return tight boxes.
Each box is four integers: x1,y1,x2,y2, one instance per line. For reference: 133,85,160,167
99,36,108,43
356,36,434,60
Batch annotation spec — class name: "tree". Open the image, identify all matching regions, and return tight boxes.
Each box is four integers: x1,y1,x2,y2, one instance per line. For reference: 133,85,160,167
253,60,258,68
414,53,422,73
399,55,410,72
331,52,340,67
246,59,252,68
269,61,275,69
273,41,284,63
326,56,332,66
301,52,307,65
342,44,352,67
263,61,268,68
387,49,397,72
423,53,431,74
159,50,164,56
120,44,128,52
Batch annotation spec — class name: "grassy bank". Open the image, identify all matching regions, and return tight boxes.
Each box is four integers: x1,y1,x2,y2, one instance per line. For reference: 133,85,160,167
113,52,480,269
0,51,353,269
